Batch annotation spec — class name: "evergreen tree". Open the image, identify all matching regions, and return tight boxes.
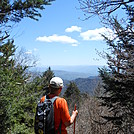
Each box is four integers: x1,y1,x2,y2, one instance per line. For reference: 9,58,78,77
35,67,55,95
0,0,55,42
0,40,31,133
0,0,56,133
63,82,81,110
98,5,134,133
42,67,55,87
0,0,53,23
79,0,134,133
0,40,15,133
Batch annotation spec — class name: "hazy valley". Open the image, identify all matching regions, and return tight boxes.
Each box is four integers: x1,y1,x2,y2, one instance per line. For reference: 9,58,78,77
31,65,102,94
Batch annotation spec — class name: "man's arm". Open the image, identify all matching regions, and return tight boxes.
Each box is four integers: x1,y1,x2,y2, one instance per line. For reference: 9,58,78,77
64,110,78,127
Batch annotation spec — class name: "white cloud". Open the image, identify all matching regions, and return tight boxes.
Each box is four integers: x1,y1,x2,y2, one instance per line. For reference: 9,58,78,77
80,27,115,41
36,34,78,44
65,26,82,32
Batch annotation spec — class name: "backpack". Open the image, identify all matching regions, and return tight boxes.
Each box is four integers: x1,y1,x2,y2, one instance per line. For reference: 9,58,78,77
34,95,60,134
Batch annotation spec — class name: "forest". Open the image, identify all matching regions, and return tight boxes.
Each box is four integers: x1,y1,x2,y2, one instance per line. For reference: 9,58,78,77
0,0,134,134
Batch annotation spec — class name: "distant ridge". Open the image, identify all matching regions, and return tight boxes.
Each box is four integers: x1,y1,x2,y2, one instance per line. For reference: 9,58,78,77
50,65,102,74
32,65,103,80
30,65,102,94
53,70,90,80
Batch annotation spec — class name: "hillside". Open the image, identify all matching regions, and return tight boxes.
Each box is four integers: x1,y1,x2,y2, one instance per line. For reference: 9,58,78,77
62,76,100,95
74,77,100,94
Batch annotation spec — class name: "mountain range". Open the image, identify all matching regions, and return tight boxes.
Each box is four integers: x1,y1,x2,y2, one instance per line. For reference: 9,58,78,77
62,76,100,95
31,65,102,94
32,65,103,80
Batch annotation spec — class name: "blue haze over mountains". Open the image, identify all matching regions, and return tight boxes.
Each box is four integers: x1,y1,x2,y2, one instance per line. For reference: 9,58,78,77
35,65,102,80
33,65,103,94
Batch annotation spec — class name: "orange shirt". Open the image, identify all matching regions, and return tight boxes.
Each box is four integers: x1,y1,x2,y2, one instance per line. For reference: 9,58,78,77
40,94,71,134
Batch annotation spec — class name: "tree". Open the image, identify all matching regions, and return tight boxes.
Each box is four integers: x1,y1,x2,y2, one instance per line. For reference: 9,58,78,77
0,1,55,133
78,0,133,20
79,0,134,133
26,66,55,99
38,66,55,95
0,0,53,23
98,17,134,133
63,82,81,111
0,0,55,42
0,40,31,133
42,67,55,87
0,42,55,134
0,40,15,133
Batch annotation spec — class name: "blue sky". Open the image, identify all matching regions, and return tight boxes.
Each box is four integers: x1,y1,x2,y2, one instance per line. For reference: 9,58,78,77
12,0,115,67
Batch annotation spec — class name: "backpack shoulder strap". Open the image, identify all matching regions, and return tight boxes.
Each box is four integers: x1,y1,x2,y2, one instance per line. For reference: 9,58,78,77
50,96,60,104
44,95,60,104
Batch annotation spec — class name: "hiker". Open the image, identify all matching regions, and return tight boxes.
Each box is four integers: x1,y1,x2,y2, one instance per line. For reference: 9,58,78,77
40,76,78,134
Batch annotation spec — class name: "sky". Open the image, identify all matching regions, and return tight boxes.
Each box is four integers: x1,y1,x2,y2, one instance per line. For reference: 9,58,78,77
11,0,114,67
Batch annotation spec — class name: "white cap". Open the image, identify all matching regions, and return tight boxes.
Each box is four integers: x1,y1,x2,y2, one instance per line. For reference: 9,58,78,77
50,77,64,88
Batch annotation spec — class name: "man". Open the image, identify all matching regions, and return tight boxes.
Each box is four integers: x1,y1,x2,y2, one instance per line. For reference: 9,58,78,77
40,77,78,134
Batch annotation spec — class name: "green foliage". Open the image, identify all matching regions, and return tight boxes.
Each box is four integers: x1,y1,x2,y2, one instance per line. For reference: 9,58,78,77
29,67,55,97
0,0,54,24
0,40,30,133
0,40,15,133
0,0,56,133
98,3,134,133
63,82,81,111
0,0,55,43
42,67,55,87
0,40,56,133
0,40,15,67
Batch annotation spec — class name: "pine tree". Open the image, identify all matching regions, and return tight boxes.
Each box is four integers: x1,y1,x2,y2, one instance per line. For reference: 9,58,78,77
0,0,55,44
0,40,15,133
0,0,54,23
42,67,55,87
78,0,134,133
98,5,134,133
0,1,56,133
0,40,31,133
63,82,81,110
26,67,55,99
36,67,55,95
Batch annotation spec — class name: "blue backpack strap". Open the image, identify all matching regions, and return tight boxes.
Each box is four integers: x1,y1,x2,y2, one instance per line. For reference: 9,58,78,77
44,95,59,104
51,96,59,104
